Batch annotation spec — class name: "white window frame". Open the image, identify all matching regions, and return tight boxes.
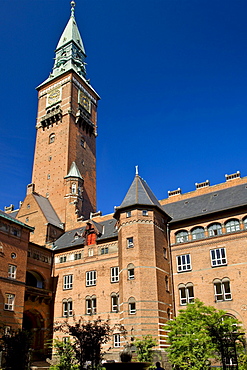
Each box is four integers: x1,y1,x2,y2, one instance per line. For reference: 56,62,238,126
214,279,232,302
86,270,97,286
128,267,135,280
175,230,189,243
129,301,136,315
63,299,73,317
4,294,15,311
191,227,205,240
63,275,73,290
177,254,191,272
8,265,16,279
127,237,134,248
113,333,121,347
111,267,119,283
126,211,131,218
208,223,222,237
71,183,76,194
88,248,94,257
86,297,97,315
210,248,227,267
225,219,240,233
179,285,194,305
111,294,119,312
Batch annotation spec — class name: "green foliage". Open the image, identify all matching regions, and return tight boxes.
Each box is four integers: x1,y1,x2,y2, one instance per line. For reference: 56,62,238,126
165,299,245,370
133,335,157,362
49,338,79,370
1,329,33,370
55,318,111,370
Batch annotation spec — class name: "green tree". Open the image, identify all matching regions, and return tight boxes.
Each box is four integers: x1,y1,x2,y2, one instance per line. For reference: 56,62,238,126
165,299,245,370
133,335,157,362
1,329,33,370
49,338,79,370
55,318,111,370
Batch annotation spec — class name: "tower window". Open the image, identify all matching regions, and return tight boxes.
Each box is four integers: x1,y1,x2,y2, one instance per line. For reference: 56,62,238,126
71,183,76,194
81,138,86,148
8,265,17,279
126,211,131,218
49,133,55,144
126,237,134,248
4,294,15,311
128,297,136,315
111,293,119,312
142,210,148,216
127,264,135,280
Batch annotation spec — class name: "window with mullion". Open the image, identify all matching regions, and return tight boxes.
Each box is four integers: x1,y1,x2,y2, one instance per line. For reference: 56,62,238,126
177,254,191,272
8,265,16,279
86,270,96,286
63,274,73,290
111,267,119,283
210,248,227,267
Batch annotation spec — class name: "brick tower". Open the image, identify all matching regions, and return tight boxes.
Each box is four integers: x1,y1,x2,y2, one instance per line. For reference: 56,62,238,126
114,170,174,348
31,1,99,229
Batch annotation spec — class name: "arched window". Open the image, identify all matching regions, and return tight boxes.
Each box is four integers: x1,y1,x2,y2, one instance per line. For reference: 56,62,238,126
213,278,232,302
111,293,119,312
86,295,97,315
71,183,76,194
178,283,194,305
191,227,205,240
62,298,73,317
127,263,135,280
243,217,247,229
175,230,189,243
208,223,222,237
49,133,55,144
225,219,240,233
26,271,45,289
128,297,136,315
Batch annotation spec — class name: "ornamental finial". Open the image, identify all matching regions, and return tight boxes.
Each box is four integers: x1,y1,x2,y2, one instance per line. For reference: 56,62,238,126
135,165,139,175
71,1,75,17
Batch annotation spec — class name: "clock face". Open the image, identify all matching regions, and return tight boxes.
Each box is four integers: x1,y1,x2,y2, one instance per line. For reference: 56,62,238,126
79,91,91,113
48,89,61,106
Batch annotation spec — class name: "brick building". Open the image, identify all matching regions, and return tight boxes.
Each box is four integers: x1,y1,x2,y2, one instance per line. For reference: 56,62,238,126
1,1,247,363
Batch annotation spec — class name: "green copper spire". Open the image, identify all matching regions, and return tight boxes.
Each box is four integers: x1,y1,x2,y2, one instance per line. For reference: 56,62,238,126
50,1,87,80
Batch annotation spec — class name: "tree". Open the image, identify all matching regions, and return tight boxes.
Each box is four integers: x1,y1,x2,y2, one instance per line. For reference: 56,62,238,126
1,329,33,370
55,318,111,370
165,299,245,370
49,338,79,370
133,335,157,362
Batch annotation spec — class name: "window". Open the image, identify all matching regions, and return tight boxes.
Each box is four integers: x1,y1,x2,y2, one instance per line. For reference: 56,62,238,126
142,210,148,216
8,265,16,279
127,237,134,248
111,267,119,283
165,276,169,291
71,183,76,194
86,296,97,315
113,334,121,347
127,264,135,280
86,271,96,286
88,248,94,257
175,230,189,243
167,308,171,320
81,138,85,148
101,247,108,255
11,252,16,259
62,299,73,317
126,211,131,218
47,174,50,180
111,293,119,312
208,223,222,237
74,252,82,260
49,133,55,144
177,254,191,272
63,275,73,290
179,284,194,305
60,256,67,263
128,297,136,314
163,248,167,259
210,248,227,267
191,227,205,240
4,294,15,311
214,278,232,302
62,337,70,344
225,219,240,233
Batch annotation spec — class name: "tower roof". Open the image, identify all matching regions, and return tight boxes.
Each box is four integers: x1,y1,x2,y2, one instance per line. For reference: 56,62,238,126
56,2,85,53
64,161,83,179
115,172,167,216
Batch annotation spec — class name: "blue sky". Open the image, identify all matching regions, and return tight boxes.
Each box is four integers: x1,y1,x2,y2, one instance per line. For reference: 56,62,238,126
1,0,247,215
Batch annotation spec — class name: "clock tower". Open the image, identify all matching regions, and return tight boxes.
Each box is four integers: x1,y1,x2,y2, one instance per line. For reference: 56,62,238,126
31,1,99,229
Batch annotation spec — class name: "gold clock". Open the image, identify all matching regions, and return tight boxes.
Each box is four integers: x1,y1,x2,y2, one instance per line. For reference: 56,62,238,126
48,89,61,106
79,92,91,113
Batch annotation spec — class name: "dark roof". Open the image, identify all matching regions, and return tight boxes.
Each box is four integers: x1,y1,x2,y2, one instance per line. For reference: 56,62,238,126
0,210,34,230
53,218,118,251
163,183,247,223
115,174,165,214
33,193,63,229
